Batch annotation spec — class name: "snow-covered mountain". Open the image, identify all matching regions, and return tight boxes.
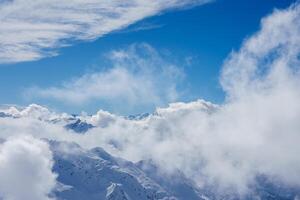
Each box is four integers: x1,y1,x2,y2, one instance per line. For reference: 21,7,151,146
49,140,300,200
49,140,208,200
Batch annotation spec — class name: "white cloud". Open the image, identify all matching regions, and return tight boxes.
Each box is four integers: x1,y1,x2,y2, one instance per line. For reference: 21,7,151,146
26,43,185,111
0,0,210,63
155,99,218,116
0,135,57,200
220,1,300,100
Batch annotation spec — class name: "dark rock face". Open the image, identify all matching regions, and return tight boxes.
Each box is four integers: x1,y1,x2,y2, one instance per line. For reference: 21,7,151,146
0,112,11,118
126,113,150,120
65,119,94,133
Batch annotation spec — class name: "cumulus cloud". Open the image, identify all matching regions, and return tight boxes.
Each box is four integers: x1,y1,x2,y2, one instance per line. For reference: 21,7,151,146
213,1,300,189
0,0,210,63
0,135,57,200
1,1,300,197
221,1,300,100
26,44,185,111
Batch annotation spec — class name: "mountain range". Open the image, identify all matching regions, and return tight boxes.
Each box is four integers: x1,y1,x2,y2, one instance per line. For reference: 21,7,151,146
0,103,299,200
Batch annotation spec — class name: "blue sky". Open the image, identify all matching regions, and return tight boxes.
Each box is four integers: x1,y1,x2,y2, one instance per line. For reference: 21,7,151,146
0,0,296,114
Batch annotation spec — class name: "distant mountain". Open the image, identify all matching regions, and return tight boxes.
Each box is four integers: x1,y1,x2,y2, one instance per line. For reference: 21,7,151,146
0,112,11,118
64,119,95,133
126,113,150,120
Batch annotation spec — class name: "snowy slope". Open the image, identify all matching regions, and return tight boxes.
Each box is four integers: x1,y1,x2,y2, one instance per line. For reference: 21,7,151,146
49,140,300,200
49,140,178,200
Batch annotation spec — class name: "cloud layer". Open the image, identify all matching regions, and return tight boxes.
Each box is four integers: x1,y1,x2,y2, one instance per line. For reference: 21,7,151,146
0,0,210,63
0,135,57,200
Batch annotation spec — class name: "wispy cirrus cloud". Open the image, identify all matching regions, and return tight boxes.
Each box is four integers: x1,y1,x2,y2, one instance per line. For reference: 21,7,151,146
25,43,185,112
0,0,211,64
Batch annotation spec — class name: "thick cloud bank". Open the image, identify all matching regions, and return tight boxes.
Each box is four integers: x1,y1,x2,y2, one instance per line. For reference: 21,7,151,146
0,0,210,63
0,1,300,197
0,136,57,200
